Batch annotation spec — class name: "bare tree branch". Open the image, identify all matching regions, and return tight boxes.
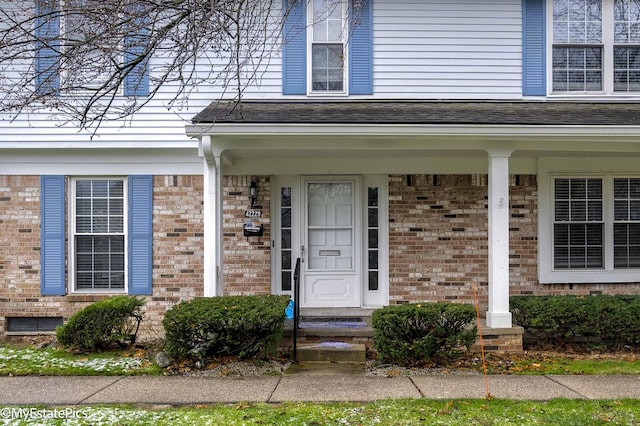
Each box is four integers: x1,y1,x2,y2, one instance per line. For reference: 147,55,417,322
0,0,286,132
0,0,365,133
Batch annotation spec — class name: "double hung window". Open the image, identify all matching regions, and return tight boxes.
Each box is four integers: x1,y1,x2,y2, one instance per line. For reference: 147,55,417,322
552,0,640,93
553,178,604,268
40,175,152,296
613,178,640,267
552,176,640,273
61,0,120,91
35,1,148,96
71,178,126,292
282,0,372,96
309,0,347,93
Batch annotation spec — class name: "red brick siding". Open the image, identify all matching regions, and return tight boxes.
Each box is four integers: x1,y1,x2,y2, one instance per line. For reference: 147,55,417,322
0,175,207,339
3,173,640,341
222,176,271,296
0,176,44,336
147,175,204,336
389,174,490,307
388,174,640,307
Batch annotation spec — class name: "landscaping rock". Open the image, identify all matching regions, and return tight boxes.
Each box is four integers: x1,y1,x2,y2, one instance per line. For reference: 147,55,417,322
155,351,173,368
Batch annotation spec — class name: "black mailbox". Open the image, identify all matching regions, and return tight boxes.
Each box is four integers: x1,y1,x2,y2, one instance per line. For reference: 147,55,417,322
243,223,264,237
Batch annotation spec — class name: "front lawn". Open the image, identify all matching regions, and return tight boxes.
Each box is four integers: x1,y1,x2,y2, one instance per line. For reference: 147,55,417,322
476,351,640,375
2,344,640,377
0,346,162,376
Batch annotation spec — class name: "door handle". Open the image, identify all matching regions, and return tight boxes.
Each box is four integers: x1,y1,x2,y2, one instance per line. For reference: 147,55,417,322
300,245,305,263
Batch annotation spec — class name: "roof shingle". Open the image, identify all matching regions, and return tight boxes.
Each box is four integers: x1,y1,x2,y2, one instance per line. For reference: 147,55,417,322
191,100,640,126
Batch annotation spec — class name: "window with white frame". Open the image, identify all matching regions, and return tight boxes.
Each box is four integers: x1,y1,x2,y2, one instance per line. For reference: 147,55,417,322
71,178,126,292
553,178,604,268
309,0,347,93
61,0,120,91
551,0,640,93
552,176,640,272
613,178,640,267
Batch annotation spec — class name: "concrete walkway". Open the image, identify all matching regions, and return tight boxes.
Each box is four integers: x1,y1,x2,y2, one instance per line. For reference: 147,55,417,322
1,373,640,405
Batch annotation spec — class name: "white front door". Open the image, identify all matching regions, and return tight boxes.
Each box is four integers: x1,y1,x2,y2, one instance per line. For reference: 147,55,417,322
302,178,360,307
271,175,388,308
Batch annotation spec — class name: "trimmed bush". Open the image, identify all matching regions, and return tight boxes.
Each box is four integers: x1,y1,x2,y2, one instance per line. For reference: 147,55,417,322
163,295,290,361
372,303,477,366
511,295,640,350
56,296,144,352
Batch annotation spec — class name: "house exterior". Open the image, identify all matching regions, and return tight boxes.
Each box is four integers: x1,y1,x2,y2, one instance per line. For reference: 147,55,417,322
2,0,640,350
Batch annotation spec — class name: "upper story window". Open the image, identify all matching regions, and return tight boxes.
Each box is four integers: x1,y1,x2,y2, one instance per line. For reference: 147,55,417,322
62,0,119,92
34,1,149,97
282,0,372,96
551,0,640,94
309,0,347,94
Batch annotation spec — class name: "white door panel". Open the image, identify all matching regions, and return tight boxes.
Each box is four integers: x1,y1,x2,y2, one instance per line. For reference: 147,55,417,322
303,179,359,307
304,275,356,306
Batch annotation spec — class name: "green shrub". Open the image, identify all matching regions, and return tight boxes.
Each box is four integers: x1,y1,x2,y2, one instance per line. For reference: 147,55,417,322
511,295,640,350
372,303,477,366
56,296,144,352
163,295,290,361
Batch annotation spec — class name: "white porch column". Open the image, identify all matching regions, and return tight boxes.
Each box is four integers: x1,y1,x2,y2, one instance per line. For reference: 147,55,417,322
201,135,223,297
486,149,513,328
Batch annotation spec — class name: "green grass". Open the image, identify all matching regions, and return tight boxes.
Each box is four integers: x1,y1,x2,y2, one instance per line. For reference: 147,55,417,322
512,358,640,375
480,353,640,376
5,400,640,425
0,346,162,376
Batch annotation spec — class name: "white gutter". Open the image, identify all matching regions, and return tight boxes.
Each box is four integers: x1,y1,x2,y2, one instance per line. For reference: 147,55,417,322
186,123,640,140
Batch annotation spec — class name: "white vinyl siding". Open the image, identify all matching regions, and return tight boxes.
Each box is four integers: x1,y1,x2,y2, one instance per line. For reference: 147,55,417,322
372,0,523,98
0,0,527,148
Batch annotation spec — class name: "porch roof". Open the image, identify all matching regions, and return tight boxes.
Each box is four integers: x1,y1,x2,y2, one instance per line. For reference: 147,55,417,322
192,100,640,126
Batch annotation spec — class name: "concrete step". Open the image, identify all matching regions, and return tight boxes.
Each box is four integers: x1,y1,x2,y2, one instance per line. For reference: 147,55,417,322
284,317,374,339
295,342,367,363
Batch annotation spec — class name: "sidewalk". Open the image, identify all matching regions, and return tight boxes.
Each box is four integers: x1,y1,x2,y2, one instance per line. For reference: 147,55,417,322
1,372,640,405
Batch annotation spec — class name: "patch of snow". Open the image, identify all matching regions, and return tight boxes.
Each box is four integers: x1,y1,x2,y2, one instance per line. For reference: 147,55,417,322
312,342,354,349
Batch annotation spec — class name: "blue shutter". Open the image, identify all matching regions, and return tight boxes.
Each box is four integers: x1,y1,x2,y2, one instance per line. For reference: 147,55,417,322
522,0,546,96
349,0,373,95
282,0,307,95
124,12,149,96
35,0,60,96
128,175,153,295
40,176,65,296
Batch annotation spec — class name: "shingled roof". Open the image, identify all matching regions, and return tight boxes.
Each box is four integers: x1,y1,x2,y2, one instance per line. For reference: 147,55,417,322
192,100,640,126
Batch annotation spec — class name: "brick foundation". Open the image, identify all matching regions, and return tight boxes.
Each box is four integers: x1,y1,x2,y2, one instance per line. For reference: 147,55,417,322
472,320,524,353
